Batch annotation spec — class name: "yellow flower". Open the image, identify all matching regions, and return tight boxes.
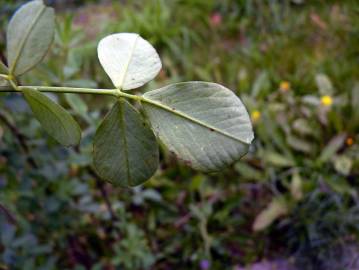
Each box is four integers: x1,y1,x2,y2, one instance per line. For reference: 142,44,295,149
320,95,333,107
279,81,291,92
251,110,261,123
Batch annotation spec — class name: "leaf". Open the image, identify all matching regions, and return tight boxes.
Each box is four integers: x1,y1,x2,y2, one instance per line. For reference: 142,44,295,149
235,162,263,181
333,155,352,176
97,33,162,90
93,99,159,186
142,82,254,172
251,71,270,98
315,73,334,95
253,197,288,232
23,89,81,146
65,93,88,116
325,176,352,194
7,0,55,76
318,133,346,164
292,118,313,136
287,135,313,153
290,172,303,201
263,151,294,167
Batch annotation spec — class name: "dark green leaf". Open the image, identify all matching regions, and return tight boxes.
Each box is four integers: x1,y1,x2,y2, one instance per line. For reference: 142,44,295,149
23,89,81,146
93,99,159,186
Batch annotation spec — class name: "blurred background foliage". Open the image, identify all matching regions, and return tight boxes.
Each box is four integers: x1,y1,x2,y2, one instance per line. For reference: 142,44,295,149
0,0,359,269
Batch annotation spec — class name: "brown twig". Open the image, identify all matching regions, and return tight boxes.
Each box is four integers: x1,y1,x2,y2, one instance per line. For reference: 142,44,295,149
88,167,118,222
72,147,120,238
0,203,17,225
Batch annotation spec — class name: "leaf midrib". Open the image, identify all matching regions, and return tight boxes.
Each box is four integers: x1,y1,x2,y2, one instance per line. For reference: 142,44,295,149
118,100,132,185
141,96,250,145
117,34,139,89
9,3,46,75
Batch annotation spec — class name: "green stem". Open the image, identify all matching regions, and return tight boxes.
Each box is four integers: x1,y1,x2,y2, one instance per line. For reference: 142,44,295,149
0,85,115,96
199,216,212,258
21,85,118,96
0,84,144,102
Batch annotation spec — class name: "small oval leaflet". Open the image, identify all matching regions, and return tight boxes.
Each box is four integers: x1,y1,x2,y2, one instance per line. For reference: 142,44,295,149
23,89,81,147
142,82,254,172
93,99,159,186
6,0,55,76
97,33,162,90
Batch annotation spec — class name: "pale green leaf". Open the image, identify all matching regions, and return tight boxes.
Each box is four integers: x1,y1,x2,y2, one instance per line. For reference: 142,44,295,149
142,82,254,172
263,151,294,167
235,162,263,181
292,118,313,136
287,135,313,153
290,172,303,201
315,73,334,95
65,93,88,116
251,71,270,98
97,33,162,90
23,89,81,146
93,99,159,186
253,197,288,232
7,0,55,76
333,155,352,176
318,133,346,164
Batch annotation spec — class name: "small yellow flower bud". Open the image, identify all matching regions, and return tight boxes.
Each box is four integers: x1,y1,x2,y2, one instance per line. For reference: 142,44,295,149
320,95,333,107
251,110,261,123
279,81,291,92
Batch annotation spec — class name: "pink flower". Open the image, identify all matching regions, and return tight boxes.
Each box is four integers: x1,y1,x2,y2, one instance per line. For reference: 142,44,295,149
210,13,222,27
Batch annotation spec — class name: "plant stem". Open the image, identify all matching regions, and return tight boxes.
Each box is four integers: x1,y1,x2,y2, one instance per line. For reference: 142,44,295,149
20,86,117,96
0,84,145,101
0,83,118,95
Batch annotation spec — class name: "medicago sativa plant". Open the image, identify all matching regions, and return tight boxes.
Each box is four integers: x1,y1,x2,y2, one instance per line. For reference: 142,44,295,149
0,0,254,187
